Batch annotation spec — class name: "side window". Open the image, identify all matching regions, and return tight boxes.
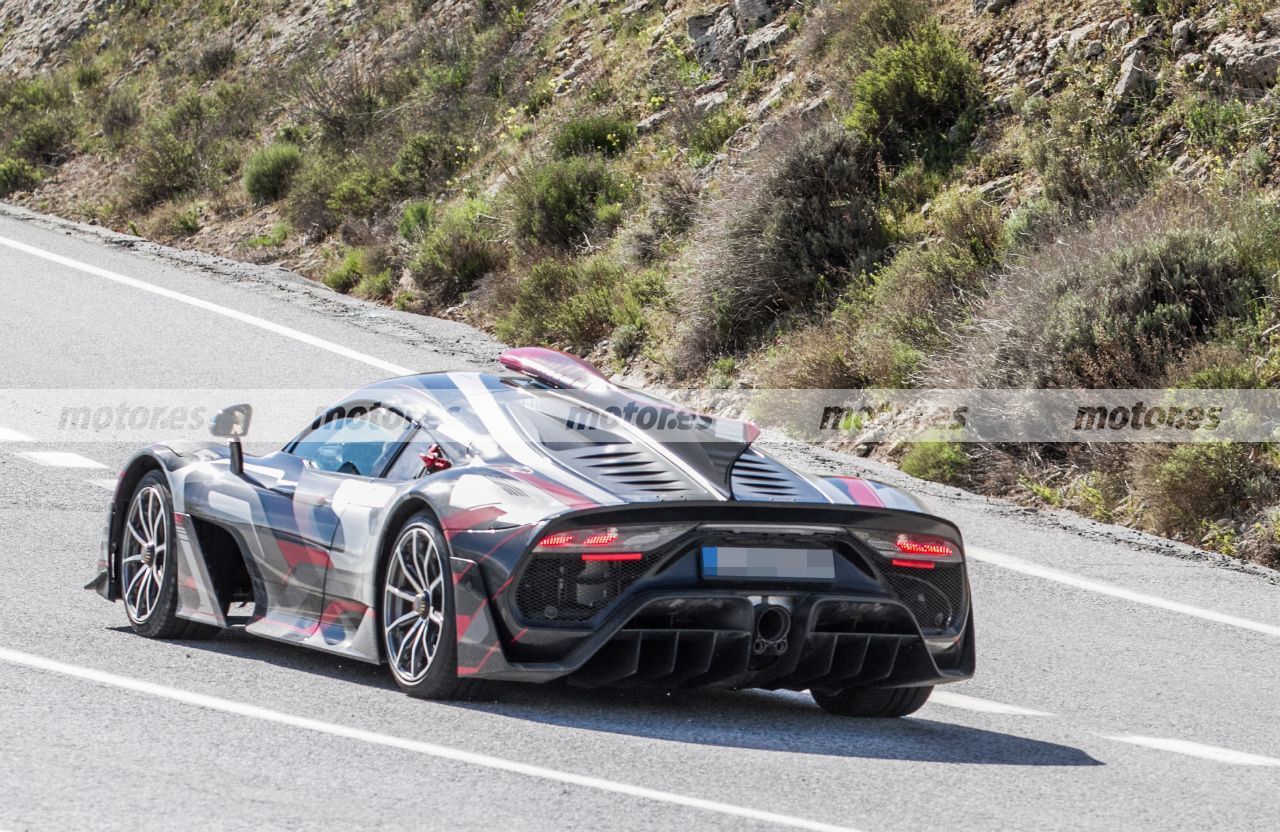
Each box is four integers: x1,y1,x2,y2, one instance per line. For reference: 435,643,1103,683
292,406,411,477
383,429,453,481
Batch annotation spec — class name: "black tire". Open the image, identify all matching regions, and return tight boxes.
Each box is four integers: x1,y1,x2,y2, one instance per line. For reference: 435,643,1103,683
380,511,479,700
811,685,933,718
119,471,219,640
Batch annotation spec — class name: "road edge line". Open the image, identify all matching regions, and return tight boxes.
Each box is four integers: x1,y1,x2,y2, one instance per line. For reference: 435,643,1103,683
0,645,862,832
968,546,1280,637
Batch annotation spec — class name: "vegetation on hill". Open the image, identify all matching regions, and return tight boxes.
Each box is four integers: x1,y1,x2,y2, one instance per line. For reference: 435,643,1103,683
4,0,1280,564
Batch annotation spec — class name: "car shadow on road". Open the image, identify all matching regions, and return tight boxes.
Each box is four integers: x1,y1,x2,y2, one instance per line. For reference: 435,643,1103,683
449,685,1104,767
146,627,1098,767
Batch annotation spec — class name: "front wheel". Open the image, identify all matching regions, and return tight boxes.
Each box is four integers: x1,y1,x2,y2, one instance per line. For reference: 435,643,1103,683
119,470,218,640
381,512,476,700
811,685,933,718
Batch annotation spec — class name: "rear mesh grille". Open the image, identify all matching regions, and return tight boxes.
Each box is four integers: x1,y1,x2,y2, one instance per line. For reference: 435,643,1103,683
514,531,697,625
881,563,965,633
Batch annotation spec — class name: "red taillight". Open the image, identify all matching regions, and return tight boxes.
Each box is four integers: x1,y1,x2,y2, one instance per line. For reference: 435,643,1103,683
894,534,955,558
891,557,936,570
582,529,619,546
581,552,643,562
533,523,691,554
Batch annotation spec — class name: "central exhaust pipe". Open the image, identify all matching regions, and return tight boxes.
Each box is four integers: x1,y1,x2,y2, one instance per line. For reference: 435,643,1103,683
752,605,792,655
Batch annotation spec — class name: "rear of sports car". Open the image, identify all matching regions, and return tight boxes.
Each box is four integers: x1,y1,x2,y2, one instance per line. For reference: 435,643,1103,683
485,501,974,712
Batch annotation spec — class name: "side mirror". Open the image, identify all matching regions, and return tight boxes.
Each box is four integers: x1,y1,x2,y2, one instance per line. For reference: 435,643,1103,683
210,404,252,477
210,404,253,438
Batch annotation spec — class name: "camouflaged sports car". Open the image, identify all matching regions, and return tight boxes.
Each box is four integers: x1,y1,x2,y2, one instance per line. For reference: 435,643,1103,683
89,347,974,717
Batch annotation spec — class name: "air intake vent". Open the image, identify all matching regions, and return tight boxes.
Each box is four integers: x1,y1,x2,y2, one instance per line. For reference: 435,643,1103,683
881,563,966,633
557,445,703,498
731,451,821,501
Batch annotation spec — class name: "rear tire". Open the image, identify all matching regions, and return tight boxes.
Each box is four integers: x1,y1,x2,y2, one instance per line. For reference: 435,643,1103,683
119,471,219,640
811,685,933,718
381,512,478,700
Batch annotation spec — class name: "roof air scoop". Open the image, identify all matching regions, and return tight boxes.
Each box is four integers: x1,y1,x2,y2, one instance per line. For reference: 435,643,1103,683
499,347,612,392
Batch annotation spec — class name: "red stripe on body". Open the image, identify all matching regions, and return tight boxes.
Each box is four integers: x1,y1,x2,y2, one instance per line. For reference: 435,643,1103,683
837,477,884,507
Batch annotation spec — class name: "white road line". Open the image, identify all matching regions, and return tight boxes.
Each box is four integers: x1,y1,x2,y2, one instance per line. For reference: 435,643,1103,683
19,451,108,469
1107,735,1280,767
968,546,1280,638
0,646,860,832
0,427,33,442
0,235,415,377
929,691,1052,716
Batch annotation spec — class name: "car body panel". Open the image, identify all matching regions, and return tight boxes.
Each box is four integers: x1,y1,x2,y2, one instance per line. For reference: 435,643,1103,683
92,348,973,691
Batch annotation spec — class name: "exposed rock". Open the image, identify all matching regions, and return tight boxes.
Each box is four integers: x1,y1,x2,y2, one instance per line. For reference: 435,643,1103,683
636,110,669,134
800,92,830,114
1172,18,1195,43
1197,13,1225,37
1113,50,1150,100
1083,40,1104,59
750,70,794,118
1176,51,1204,75
743,18,792,61
1067,23,1099,53
688,7,741,70
973,0,1015,14
694,75,727,94
732,0,784,32
1206,31,1280,88
695,89,728,113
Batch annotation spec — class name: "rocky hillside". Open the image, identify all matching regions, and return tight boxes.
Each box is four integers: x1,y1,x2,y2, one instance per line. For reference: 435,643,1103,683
5,0,1280,564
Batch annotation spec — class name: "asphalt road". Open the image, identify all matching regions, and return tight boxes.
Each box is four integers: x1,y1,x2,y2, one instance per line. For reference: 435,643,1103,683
1,202,1279,831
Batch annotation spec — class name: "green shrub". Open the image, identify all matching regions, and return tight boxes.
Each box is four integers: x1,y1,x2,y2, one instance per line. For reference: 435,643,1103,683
844,23,980,165
323,246,395,295
10,116,71,164
169,203,203,236
243,143,303,203
900,435,970,484
101,89,141,146
248,223,289,247
410,198,507,307
399,200,436,241
288,159,343,234
0,157,40,196
1022,84,1148,211
355,269,395,300
196,41,236,80
1182,96,1248,153
326,166,388,219
393,132,466,194
324,250,364,293
672,125,887,369
509,157,629,248
74,62,103,89
496,257,626,350
552,114,636,158
1140,442,1274,535
522,79,555,116
951,197,1278,388
802,0,930,64
1046,231,1263,385
128,130,201,208
684,108,746,164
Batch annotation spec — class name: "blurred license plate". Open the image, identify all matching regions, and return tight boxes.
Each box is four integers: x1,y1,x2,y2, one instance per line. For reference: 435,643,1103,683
701,546,835,580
